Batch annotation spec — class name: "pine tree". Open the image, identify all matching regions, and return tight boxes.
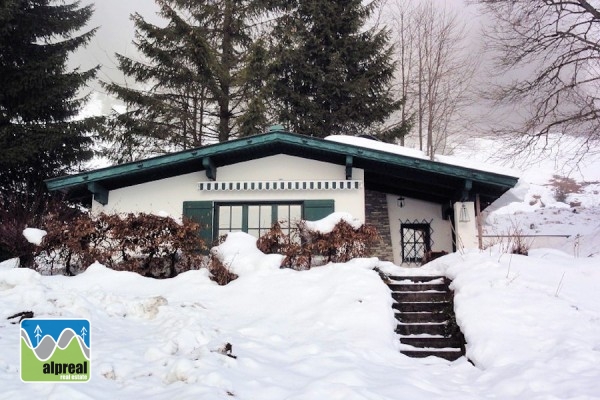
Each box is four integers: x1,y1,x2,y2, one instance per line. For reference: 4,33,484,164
103,0,269,162
0,0,98,262
265,0,403,138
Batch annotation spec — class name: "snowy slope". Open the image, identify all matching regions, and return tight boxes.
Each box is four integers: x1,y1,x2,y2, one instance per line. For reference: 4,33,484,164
1,136,599,399
451,136,600,258
2,230,600,399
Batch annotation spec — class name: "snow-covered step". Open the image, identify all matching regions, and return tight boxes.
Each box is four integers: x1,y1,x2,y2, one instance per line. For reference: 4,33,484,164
388,282,449,292
395,323,449,336
400,336,464,349
387,275,446,284
392,291,453,302
385,274,466,361
393,301,451,313
399,349,463,362
395,311,449,323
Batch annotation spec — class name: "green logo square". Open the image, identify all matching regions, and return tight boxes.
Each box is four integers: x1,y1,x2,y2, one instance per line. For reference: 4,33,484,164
20,319,91,382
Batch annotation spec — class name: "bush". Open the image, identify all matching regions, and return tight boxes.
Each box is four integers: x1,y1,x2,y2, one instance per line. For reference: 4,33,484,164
37,213,205,278
0,206,36,266
0,192,81,268
549,175,582,203
306,220,379,264
255,222,311,269
207,256,238,285
256,218,379,270
504,223,531,256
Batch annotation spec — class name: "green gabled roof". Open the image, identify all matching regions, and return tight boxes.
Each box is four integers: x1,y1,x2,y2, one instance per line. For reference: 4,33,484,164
46,130,519,207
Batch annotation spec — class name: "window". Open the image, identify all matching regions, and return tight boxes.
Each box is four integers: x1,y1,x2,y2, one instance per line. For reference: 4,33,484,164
216,203,303,239
401,223,431,263
183,199,334,248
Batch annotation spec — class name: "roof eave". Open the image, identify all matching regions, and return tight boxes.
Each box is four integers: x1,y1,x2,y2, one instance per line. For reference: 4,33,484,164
45,131,519,196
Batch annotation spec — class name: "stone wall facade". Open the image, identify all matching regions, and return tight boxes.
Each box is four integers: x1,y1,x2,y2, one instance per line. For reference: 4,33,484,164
365,189,395,262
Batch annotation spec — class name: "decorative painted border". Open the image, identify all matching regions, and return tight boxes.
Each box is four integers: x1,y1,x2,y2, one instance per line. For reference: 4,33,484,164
198,180,362,191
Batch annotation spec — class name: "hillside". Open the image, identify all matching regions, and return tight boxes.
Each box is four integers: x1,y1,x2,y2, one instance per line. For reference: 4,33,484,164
0,139,599,399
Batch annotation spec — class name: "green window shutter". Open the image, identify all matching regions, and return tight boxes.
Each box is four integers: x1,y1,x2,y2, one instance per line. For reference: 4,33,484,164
303,200,335,221
183,201,214,248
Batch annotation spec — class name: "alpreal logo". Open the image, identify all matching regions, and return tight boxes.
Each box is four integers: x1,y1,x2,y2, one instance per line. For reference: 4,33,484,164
20,319,91,382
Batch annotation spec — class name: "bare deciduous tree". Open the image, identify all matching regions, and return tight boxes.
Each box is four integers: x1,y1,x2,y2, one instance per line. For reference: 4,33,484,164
476,0,600,159
389,1,478,158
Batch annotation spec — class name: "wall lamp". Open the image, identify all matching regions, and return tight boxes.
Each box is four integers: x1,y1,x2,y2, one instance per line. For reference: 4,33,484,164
397,196,405,208
459,203,470,222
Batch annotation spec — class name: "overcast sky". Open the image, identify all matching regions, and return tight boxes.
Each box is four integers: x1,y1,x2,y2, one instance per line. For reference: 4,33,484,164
73,0,479,116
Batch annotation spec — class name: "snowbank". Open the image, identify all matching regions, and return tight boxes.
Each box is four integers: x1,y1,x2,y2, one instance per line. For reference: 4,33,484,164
2,231,600,398
0,258,19,270
210,232,284,275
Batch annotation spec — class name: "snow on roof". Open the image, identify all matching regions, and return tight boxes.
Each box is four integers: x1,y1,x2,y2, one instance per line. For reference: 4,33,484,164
325,135,520,178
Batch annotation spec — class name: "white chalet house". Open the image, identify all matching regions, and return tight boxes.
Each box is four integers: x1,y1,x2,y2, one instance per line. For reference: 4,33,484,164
46,127,519,265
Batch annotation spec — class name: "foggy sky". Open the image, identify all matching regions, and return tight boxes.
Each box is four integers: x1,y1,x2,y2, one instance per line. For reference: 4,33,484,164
72,0,478,116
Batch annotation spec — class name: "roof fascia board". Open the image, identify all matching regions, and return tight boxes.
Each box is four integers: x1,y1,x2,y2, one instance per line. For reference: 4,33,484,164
277,134,518,188
46,132,518,192
46,135,273,191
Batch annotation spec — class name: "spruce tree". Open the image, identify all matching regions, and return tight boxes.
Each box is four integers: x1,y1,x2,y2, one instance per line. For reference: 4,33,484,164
266,1,402,138
103,0,268,161
0,0,98,262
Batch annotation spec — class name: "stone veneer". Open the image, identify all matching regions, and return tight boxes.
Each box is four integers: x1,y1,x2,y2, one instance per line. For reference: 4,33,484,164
364,189,395,262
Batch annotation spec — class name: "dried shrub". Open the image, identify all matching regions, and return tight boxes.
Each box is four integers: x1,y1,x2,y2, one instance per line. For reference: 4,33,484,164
0,205,36,266
529,194,544,207
207,256,238,286
505,223,531,256
39,212,105,275
482,219,532,256
549,175,582,203
0,192,80,268
256,221,312,270
281,241,313,270
38,213,205,278
257,218,379,269
510,234,530,256
307,220,380,264
256,222,289,254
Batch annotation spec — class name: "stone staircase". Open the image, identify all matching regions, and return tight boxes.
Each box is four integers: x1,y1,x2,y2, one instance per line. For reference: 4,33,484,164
386,275,466,361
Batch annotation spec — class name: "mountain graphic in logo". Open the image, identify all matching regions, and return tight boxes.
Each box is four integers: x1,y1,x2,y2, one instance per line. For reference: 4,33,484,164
20,319,91,382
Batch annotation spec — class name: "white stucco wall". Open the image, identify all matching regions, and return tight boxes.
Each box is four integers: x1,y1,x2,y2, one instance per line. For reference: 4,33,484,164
386,195,453,266
92,154,365,222
454,201,478,250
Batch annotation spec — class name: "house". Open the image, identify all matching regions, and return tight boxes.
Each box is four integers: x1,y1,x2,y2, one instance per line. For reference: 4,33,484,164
46,127,519,265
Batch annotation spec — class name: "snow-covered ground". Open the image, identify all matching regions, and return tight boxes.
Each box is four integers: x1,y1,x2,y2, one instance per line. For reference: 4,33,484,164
453,136,600,258
1,137,599,399
2,235,599,399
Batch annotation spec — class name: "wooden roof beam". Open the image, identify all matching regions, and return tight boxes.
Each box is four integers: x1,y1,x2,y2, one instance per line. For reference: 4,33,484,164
202,157,216,181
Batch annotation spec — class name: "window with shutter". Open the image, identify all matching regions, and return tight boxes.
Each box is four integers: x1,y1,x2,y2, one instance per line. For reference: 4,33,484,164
183,199,335,247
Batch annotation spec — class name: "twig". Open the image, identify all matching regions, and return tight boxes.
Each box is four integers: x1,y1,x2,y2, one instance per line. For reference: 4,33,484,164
506,253,513,278
7,311,34,323
555,272,566,297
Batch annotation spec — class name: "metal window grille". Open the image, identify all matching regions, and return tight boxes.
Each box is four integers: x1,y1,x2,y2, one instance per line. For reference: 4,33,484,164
400,221,433,264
